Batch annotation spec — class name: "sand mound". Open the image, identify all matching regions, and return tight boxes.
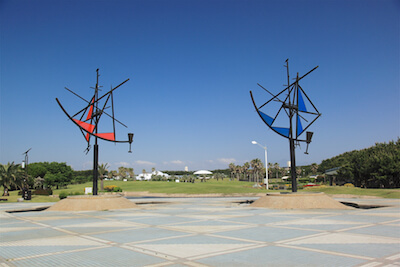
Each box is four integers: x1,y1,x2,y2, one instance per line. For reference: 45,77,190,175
46,195,137,211
250,192,353,209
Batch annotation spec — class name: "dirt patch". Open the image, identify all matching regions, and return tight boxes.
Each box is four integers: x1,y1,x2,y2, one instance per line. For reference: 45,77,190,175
122,192,265,198
46,195,137,211
329,194,380,199
250,193,353,209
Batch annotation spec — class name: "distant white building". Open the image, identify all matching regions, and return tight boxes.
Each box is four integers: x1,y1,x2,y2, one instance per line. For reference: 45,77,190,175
136,170,170,181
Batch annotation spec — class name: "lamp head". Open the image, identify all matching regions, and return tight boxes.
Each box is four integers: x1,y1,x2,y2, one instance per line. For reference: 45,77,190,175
251,141,257,145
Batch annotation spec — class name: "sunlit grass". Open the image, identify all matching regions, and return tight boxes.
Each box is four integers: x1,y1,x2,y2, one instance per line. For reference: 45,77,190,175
1,181,399,203
304,186,400,199
0,190,59,203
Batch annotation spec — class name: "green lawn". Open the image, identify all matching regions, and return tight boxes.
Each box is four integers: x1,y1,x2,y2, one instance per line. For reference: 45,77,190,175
303,186,400,199
0,190,59,203
1,181,399,203
52,179,267,195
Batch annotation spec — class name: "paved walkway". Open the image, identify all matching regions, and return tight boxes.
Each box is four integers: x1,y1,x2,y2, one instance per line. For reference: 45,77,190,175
0,197,399,267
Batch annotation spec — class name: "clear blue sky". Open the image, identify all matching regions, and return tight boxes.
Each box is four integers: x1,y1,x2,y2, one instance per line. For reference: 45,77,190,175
1,0,399,172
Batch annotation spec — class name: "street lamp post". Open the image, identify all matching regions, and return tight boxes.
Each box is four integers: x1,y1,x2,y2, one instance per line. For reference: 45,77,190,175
251,141,268,190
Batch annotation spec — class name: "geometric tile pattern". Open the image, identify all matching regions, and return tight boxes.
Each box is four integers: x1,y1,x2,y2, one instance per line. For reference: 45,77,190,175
0,197,399,267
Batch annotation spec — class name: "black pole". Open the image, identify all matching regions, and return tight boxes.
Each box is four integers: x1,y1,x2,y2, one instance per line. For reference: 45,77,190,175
93,69,100,196
93,143,98,195
289,138,297,192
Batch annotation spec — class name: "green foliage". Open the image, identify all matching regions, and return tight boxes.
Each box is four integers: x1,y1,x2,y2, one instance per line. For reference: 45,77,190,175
103,185,122,192
0,162,27,196
113,186,122,192
26,162,74,189
33,189,53,196
59,191,68,199
72,170,92,184
319,139,400,188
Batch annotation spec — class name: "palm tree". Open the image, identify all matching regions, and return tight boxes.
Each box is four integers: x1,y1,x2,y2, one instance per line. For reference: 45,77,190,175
311,163,318,175
251,159,262,183
109,170,117,179
274,163,280,178
235,165,243,181
0,162,21,196
98,163,109,191
127,168,134,179
118,166,127,179
243,162,250,181
229,163,236,180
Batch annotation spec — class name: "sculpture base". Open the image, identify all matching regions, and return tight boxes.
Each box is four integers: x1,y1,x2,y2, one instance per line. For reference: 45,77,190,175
46,195,137,211
250,192,352,209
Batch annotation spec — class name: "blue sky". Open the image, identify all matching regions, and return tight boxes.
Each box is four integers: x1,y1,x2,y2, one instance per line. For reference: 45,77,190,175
1,0,399,172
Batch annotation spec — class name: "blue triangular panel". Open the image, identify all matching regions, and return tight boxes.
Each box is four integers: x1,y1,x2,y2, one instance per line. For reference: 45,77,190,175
259,111,274,126
297,115,303,137
298,89,307,112
273,127,290,137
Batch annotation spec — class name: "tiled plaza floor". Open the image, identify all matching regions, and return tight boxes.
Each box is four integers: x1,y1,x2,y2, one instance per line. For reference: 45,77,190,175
0,197,399,267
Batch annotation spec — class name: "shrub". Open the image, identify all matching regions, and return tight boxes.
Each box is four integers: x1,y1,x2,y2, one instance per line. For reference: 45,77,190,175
104,185,119,192
299,178,311,183
113,186,122,192
344,183,355,187
33,189,53,196
59,191,68,200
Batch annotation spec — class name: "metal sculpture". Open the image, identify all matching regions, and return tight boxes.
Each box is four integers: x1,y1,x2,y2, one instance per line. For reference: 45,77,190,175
56,69,134,195
250,59,321,192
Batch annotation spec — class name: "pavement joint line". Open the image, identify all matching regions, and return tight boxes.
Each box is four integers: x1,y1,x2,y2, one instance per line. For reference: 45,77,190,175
187,243,268,261
205,233,267,245
274,231,329,244
360,252,400,267
80,235,118,245
387,253,400,260
335,223,380,232
69,226,143,235
327,230,400,242
120,244,178,261
6,245,110,262
356,262,382,267
277,243,375,261
124,233,196,245
258,223,325,233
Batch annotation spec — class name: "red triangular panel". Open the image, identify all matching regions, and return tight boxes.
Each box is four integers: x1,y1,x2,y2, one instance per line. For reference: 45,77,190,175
95,132,115,141
73,119,95,133
85,133,90,142
86,97,95,121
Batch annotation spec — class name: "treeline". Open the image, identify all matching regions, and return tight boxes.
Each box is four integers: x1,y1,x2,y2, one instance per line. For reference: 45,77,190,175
319,139,400,188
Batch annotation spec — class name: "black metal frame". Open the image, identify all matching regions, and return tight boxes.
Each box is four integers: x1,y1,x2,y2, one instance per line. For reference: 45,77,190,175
250,59,321,192
56,69,134,195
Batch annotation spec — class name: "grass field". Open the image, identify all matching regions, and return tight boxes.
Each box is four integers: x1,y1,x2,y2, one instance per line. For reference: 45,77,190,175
1,180,399,203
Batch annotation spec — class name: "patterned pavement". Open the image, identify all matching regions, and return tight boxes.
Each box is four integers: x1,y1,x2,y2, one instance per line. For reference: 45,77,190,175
0,197,399,267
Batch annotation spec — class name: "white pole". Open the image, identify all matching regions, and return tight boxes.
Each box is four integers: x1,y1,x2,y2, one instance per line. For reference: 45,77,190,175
265,147,268,190
252,141,268,190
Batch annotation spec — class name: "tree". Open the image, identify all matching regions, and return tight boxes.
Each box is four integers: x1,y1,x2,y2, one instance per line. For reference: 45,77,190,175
42,162,73,189
0,162,22,196
229,163,235,179
310,163,318,175
127,168,134,179
250,159,263,183
118,167,127,180
273,163,280,178
98,163,109,191
243,162,250,181
109,170,118,180
235,165,242,181
27,163,47,180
